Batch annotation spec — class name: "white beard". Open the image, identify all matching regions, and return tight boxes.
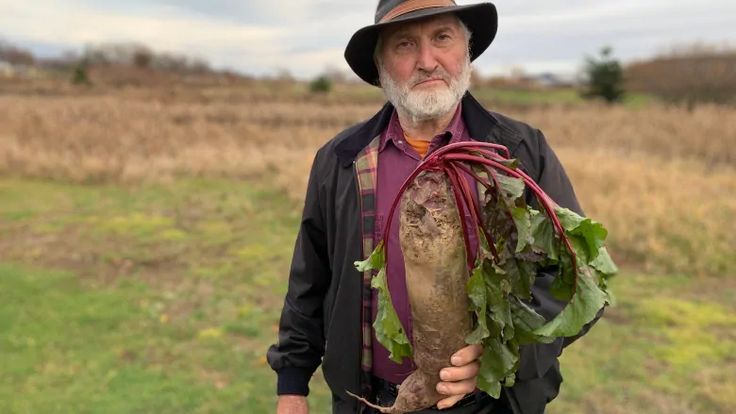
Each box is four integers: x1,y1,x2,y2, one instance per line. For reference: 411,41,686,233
378,54,471,124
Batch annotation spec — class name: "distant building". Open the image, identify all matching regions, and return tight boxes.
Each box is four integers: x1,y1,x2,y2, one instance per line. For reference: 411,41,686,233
523,72,578,88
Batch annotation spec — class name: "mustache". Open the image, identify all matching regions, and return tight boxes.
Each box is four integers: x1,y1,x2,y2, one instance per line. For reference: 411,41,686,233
410,69,451,87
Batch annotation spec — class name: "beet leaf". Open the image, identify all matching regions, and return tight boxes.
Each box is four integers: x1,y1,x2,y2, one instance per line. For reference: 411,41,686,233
354,242,412,363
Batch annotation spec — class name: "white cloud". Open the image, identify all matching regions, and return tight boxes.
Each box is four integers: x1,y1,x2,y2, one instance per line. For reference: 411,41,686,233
0,0,284,68
1,0,735,78
246,1,313,23
499,1,733,35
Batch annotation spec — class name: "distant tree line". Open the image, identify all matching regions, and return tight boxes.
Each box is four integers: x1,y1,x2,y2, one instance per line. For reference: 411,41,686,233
1,39,213,77
4,37,735,105
577,43,736,106
78,42,211,74
0,41,35,66
625,43,736,106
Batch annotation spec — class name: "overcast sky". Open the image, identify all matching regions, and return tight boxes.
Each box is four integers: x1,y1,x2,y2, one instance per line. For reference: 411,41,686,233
1,0,734,79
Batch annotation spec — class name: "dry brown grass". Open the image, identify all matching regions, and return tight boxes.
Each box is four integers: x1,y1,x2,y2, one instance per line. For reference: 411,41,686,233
1,85,734,276
0,91,373,197
558,147,735,276
511,103,736,166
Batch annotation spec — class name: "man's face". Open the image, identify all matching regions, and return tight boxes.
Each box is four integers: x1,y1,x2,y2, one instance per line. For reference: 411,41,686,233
376,14,471,122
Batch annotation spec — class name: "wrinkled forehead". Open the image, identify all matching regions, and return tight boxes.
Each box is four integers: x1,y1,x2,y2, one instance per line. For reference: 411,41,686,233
378,13,462,43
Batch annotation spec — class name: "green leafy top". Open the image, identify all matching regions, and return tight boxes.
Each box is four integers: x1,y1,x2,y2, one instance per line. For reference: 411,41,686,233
357,144,617,398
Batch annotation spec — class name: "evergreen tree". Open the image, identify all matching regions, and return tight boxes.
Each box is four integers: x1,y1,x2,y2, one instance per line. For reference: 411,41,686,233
582,46,624,103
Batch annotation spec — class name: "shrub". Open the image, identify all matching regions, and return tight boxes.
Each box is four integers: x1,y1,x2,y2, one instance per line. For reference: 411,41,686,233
309,76,332,94
71,62,91,86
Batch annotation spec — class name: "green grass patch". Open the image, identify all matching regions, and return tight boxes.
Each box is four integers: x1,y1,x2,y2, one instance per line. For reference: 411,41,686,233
471,86,584,106
468,86,655,108
0,177,332,413
549,273,736,414
0,263,213,413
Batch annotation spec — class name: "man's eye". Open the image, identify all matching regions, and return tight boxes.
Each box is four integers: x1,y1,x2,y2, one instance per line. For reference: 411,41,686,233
395,40,415,51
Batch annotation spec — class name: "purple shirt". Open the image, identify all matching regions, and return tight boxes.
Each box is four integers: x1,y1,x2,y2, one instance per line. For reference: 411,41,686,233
371,105,479,383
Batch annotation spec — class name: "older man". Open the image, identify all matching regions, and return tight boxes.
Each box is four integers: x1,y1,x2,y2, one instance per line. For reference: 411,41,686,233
268,1,590,413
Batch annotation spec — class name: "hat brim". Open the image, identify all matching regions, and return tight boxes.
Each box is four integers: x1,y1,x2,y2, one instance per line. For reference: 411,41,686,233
344,3,498,86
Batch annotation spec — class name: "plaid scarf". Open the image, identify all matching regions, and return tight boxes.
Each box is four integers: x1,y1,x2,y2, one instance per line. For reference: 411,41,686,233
354,134,381,402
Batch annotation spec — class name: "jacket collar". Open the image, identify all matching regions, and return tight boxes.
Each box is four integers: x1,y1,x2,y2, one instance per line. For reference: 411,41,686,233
335,92,520,167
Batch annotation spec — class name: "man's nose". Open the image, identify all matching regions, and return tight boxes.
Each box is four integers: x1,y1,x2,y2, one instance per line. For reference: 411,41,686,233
416,42,439,73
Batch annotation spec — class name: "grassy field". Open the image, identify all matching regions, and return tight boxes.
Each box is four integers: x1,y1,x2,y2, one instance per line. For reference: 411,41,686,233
1,177,734,413
1,79,735,412
0,177,331,413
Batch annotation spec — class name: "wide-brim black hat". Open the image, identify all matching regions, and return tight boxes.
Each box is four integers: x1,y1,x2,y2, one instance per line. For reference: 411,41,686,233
345,0,498,86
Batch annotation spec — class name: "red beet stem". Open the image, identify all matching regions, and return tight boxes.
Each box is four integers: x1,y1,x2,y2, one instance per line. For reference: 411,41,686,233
440,153,579,289
444,165,475,271
429,141,511,159
376,141,580,301
445,163,500,263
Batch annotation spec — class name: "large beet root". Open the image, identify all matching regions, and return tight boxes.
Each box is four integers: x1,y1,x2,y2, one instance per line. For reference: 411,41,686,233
357,170,472,413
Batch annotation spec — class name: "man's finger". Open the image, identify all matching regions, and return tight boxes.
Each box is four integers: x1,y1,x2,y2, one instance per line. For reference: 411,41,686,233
450,343,483,366
436,377,477,396
439,361,480,382
436,393,465,410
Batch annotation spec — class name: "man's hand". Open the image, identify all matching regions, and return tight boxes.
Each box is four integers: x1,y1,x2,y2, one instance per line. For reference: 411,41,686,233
277,395,308,414
435,344,483,410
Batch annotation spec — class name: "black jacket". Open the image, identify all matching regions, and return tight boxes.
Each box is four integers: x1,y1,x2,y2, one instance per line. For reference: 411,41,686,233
267,93,592,414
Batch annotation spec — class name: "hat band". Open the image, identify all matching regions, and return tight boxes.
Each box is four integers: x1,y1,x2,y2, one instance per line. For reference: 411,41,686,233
379,0,457,23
